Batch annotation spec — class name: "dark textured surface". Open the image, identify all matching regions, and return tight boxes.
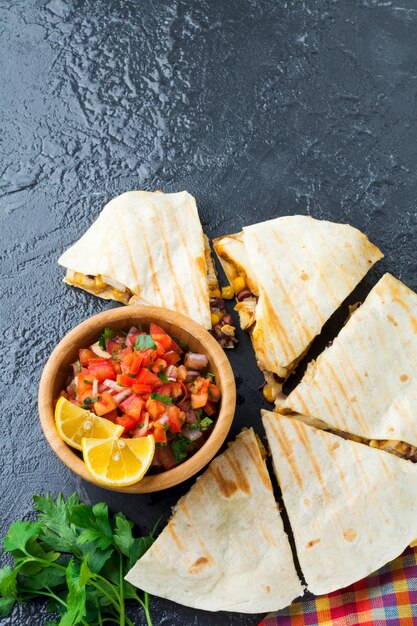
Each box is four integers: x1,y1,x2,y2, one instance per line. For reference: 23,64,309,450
1,0,417,624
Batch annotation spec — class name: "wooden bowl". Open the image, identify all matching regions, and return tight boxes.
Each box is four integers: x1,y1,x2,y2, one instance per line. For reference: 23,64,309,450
38,306,236,493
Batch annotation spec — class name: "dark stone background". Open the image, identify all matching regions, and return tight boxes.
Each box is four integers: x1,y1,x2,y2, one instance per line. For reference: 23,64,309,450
1,0,416,624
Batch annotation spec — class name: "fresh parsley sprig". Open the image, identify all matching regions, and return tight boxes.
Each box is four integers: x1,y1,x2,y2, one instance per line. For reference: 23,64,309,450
0,493,155,626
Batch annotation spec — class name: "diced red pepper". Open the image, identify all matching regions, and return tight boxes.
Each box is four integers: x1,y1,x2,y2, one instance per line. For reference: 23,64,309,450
136,368,160,387
79,348,96,366
132,383,153,394
116,414,138,431
163,351,181,366
116,374,136,387
120,394,144,419
153,423,167,444
147,399,166,420
88,362,116,382
94,391,117,416
208,383,221,402
167,405,183,433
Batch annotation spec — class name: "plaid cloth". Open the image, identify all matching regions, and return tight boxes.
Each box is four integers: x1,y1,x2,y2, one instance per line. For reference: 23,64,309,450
259,547,417,626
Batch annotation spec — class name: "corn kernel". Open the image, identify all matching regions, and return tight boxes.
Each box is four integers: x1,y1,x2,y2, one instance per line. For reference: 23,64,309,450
211,312,224,326
210,288,221,298
263,383,276,404
221,285,235,300
369,440,379,448
232,276,246,293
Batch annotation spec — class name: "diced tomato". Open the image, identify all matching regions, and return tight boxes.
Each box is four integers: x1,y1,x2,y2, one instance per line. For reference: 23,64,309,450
155,445,177,469
191,377,210,409
75,374,93,401
116,414,138,431
153,423,167,444
119,394,144,419
119,346,133,361
116,374,136,387
155,383,171,396
88,362,116,382
87,357,107,365
203,400,217,416
140,348,156,367
208,383,221,402
136,368,160,387
152,334,172,354
132,383,152,394
106,339,121,355
79,348,96,366
94,391,117,416
111,360,122,375
163,351,181,366
170,382,186,398
167,405,183,433
150,323,183,353
151,358,167,373
129,352,143,375
147,399,166,420
105,409,119,423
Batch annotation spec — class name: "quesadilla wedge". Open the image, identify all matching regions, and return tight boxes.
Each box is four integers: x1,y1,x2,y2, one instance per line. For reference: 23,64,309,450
58,190,236,345
214,216,382,401
281,273,417,460
262,410,417,595
125,428,303,612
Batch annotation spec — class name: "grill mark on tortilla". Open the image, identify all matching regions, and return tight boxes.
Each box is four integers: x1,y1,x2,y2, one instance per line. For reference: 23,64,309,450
172,211,208,323
293,420,331,502
306,538,321,549
119,219,140,289
167,524,185,551
188,556,211,574
178,501,211,553
325,360,368,433
343,528,357,542
400,374,409,382
266,416,303,489
208,464,240,498
224,451,251,495
156,205,188,313
383,280,417,333
260,524,278,547
259,290,293,363
143,235,161,297
241,439,271,491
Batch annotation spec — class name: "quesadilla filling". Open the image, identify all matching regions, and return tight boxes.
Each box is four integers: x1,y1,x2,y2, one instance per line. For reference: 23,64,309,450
64,270,131,304
58,323,222,473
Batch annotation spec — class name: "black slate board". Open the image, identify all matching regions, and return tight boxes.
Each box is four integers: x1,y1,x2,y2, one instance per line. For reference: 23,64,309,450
1,1,417,624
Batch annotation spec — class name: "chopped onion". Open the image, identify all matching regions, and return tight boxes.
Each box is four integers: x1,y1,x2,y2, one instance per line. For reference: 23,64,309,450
186,370,200,382
166,365,177,381
92,379,99,396
113,388,133,405
182,425,203,441
125,326,140,347
91,342,111,359
132,414,149,438
185,409,197,423
103,379,125,392
158,414,170,426
98,383,107,394
184,352,208,370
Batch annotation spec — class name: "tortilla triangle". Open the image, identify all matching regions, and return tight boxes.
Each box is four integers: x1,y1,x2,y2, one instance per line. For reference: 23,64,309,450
125,428,303,612
263,410,417,595
58,190,213,328
282,273,417,453
214,216,382,399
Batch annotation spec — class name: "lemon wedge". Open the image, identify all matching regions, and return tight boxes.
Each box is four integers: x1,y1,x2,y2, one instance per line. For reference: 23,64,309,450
81,435,155,487
55,396,124,450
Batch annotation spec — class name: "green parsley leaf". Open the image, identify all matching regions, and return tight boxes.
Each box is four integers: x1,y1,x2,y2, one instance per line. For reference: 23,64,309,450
60,561,87,626
134,334,156,351
200,417,214,431
98,327,114,351
0,596,15,617
171,436,190,464
81,396,99,409
75,360,81,373
3,521,43,553
206,372,215,381
150,393,172,404
158,371,169,383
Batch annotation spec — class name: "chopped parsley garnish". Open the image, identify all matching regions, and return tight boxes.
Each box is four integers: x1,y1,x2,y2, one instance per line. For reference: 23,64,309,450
81,396,99,409
171,435,190,463
75,359,81,373
128,373,136,378
83,379,92,384
199,417,214,431
134,334,156,351
158,371,169,383
98,327,114,350
206,372,215,382
150,393,172,404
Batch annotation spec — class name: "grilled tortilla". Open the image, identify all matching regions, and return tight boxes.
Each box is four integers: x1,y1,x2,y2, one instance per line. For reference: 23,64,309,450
281,273,417,459
262,410,417,595
125,428,303,613
214,216,382,401
59,190,234,338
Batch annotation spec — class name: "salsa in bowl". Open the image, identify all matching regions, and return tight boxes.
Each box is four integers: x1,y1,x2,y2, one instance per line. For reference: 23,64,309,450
39,306,236,493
